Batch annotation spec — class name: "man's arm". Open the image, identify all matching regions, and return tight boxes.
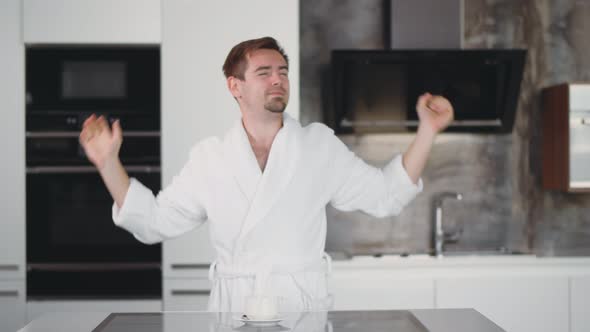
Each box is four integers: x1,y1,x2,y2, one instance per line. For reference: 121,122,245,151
402,93,454,184
79,114,130,208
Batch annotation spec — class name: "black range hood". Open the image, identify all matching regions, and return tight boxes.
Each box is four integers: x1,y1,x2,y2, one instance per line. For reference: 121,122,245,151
327,49,526,134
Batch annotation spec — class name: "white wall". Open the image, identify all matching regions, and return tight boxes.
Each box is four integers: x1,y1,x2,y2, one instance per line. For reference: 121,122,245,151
162,0,300,185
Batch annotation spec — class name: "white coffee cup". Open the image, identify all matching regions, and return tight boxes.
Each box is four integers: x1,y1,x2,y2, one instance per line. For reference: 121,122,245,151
244,295,279,320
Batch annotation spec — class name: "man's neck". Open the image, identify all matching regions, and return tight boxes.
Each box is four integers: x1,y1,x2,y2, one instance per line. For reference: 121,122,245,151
241,112,283,151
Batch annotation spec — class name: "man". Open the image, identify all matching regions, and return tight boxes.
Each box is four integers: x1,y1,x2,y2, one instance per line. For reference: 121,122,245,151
79,37,454,313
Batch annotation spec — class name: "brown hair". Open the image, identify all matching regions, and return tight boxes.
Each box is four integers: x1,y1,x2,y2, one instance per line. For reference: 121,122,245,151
222,36,289,80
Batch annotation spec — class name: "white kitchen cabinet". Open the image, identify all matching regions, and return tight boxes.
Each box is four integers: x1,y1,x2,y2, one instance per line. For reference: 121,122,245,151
0,281,26,332
161,0,300,273
26,299,162,323
163,228,214,278
329,270,435,310
436,275,569,332
163,278,211,311
571,275,590,332
23,0,161,44
0,0,26,280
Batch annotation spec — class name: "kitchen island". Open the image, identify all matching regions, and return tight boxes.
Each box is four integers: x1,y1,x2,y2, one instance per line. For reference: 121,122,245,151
18,309,504,332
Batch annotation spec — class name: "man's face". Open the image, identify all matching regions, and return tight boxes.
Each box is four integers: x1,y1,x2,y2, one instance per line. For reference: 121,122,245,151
235,49,290,114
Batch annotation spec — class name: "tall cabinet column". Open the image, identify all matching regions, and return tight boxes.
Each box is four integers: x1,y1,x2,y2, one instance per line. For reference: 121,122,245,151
0,0,26,331
161,0,300,310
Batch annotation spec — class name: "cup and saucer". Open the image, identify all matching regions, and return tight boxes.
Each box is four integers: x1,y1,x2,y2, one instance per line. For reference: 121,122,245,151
235,295,284,328
237,314,283,327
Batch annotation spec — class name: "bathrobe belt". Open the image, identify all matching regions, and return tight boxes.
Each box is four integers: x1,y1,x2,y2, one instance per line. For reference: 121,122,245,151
208,253,332,281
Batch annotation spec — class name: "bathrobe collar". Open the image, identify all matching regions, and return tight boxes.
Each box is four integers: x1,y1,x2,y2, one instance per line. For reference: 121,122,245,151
223,112,301,249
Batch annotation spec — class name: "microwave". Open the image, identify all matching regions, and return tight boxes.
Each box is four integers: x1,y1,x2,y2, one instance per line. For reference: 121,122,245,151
26,46,160,131
327,49,526,134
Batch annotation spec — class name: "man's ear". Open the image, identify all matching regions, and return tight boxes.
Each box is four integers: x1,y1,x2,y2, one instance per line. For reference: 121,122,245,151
227,76,241,99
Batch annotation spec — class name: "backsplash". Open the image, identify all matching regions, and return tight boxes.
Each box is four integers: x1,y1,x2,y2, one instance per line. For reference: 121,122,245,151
301,0,590,256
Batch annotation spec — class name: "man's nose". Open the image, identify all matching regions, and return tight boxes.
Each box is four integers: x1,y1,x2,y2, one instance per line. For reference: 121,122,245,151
270,72,282,86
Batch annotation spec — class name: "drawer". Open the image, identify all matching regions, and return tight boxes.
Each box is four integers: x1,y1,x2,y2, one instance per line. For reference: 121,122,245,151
163,278,211,311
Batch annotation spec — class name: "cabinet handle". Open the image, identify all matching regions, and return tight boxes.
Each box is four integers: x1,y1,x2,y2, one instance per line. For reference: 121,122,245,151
0,265,19,271
580,118,590,126
171,290,210,296
0,291,18,297
170,264,210,270
26,131,160,138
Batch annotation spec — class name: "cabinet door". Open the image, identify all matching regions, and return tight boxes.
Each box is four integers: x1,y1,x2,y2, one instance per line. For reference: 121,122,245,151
163,227,214,278
0,0,25,278
163,279,211,311
23,0,161,44
0,281,26,332
569,85,590,188
436,275,569,332
161,0,300,274
330,271,434,310
571,275,590,332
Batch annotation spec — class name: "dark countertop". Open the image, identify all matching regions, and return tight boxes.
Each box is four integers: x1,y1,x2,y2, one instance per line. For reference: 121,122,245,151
19,309,505,332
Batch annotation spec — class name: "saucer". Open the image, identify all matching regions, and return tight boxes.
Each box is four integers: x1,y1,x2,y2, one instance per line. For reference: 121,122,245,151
236,315,283,327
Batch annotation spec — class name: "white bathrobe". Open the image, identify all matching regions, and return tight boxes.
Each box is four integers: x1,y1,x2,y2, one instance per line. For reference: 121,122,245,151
113,113,422,313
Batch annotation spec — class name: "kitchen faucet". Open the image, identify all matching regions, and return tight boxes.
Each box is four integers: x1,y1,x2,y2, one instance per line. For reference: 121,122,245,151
431,192,463,257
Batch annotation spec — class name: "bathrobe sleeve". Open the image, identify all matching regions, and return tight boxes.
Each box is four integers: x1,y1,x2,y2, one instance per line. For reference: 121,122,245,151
327,132,423,218
111,143,208,244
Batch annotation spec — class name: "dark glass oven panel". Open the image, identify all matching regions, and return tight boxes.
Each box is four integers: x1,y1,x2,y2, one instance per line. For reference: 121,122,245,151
62,61,127,99
26,171,161,263
26,136,160,166
26,47,159,113
27,268,161,299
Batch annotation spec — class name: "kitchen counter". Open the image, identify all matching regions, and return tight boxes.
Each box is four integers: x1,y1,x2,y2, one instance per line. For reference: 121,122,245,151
18,309,504,332
331,255,590,276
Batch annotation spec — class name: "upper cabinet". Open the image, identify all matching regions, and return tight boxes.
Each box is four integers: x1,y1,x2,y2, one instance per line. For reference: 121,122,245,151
23,0,161,44
542,83,590,192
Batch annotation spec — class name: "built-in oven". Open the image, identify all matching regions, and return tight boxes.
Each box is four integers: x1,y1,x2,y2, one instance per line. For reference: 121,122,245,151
25,46,161,299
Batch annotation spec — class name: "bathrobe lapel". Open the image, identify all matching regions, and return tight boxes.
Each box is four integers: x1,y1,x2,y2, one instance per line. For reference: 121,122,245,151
223,113,301,251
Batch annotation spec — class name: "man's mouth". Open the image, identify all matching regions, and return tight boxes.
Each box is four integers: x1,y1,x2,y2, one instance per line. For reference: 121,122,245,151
267,90,285,96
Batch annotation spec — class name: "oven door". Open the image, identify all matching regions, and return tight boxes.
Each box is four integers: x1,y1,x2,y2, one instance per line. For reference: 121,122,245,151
26,167,161,264
26,167,162,298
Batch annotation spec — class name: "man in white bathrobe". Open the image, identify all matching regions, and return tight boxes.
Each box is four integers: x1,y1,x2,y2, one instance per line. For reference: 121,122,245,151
79,37,454,313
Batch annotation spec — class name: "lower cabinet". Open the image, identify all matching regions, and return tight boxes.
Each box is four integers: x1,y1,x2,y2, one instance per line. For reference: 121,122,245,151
26,299,162,323
329,271,435,310
435,275,569,332
0,280,26,332
571,275,590,332
163,278,211,311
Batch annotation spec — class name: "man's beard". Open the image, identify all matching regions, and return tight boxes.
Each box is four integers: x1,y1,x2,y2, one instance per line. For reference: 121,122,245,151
264,96,287,113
